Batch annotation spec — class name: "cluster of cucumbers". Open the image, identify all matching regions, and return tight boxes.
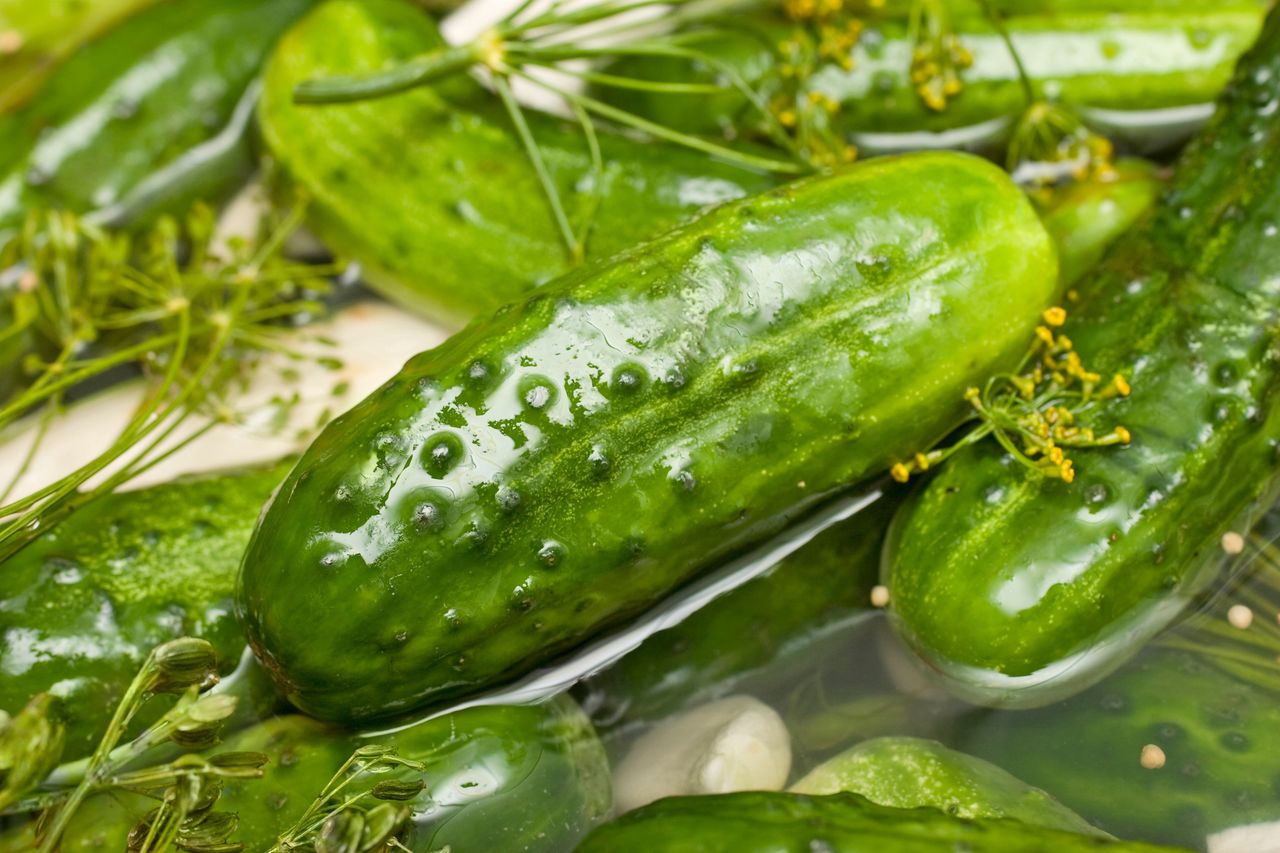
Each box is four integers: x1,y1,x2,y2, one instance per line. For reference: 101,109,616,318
4,0,1280,849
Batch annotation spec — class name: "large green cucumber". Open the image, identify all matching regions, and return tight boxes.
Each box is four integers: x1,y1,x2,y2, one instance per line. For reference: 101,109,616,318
24,697,609,852
0,460,290,761
238,150,1056,723
574,791,1186,852
947,646,1280,848
600,5,1262,144
0,0,314,236
883,4,1280,705
257,0,775,327
790,736,1102,836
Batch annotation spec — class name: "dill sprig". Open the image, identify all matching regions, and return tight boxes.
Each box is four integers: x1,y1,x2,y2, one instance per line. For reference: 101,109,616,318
890,307,1132,485
908,0,971,112
0,201,339,563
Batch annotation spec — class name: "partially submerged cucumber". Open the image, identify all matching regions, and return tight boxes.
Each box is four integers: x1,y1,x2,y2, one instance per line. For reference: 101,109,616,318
884,2,1280,705
790,736,1102,837
0,460,290,760
238,151,1057,724
0,0,314,235
575,791,1186,852
257,0,775,326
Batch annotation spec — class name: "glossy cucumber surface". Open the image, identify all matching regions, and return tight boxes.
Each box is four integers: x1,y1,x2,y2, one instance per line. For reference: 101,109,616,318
884,4,1280,704
257,0,776,327
0,460,290,761
790,736,1102,836
601,7,1262,139
29,697,609,852
238,151,1056,724
574,791,1186,852
0,0,314,235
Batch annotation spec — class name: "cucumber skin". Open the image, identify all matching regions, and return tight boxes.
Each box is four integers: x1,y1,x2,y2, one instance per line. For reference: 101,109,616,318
238,151,1057,724
575,498,890,736
602,7,1262,137
0,0,314,234
790,736,1102,837
883,5,1280,700
574,792,1187,852
31,698,610,852
0,461,291,761
257,0,775,327
949,648,1280,847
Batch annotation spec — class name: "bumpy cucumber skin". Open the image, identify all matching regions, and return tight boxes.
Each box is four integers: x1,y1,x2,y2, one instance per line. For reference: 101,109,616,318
1039,159,1162,287
0,461,290,761
575,498,891,735
603,8,1262,137
257,0,776,327
790,736,1102,837
238,151,1056,723
575,791,1185,852
884,7,1280,701
39,698,610,852
0,0,314,233
950,648,1280,847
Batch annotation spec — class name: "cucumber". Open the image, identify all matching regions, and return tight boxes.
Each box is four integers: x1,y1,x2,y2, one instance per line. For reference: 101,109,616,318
947,646,1280,848
0,460,291,761
599,6,1262,148
574,498,891,738
0,0,162,115
20,697,610,852
790,736,1103,837
238,150,1057,724
0,0,315,235
883,3,1280,705
257,0,775,326
574,791,1187,852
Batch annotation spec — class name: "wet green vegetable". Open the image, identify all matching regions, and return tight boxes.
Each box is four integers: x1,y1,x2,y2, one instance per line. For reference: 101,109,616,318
575,791,1186,852
238,150,1056,724
0,0,314,235
0,460,290,761
791,736,1103,836
884,2,1280,705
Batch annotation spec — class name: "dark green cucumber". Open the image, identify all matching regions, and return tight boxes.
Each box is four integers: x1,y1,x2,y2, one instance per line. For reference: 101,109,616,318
0,460,291,761
0,0,315,235
883,4,1280,705
575,498,891,737
600,5,1262,145
37,698,609,852
790,736,1103,837
574,791,1186,852
948,646,1280,848
238,150,1056,724
257,0,775,326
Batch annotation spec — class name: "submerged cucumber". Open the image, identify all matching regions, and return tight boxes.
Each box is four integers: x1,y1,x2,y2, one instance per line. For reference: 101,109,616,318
0,460,290,761
884,3,1280,705
790,736,1102,837
575,791,1185,852
257,0,775,326
600,6,1262,147
0,0,314,235
238,151,1056,723
20,697,609,852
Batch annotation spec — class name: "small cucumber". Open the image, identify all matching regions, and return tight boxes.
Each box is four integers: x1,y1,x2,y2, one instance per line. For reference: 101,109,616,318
257,0,775,326
599,6,1262,146
22,697,610,852
948,646,1280,848
883,4,1280,704
0,460,291,761
574,791,1186,852
0,0,315,235
238,151,1056,724
790,736,1103,837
